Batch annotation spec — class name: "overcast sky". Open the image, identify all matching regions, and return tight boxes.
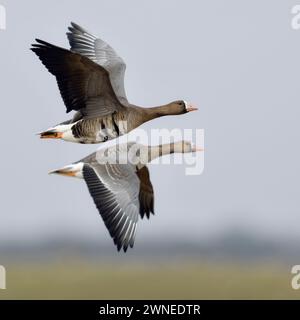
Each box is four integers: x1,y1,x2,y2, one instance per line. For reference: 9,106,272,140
0,0,300,245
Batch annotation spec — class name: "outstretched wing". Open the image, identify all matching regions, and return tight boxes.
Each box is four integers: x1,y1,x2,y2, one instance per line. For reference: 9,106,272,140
31,39,124,118
83,163,140,252
136,166,154,219
67,22,128,105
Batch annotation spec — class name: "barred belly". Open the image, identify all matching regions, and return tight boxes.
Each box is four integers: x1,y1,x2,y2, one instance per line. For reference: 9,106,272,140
71,113,127,144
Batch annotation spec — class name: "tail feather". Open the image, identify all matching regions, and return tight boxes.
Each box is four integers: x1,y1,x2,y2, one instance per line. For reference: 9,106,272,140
40,129,63,139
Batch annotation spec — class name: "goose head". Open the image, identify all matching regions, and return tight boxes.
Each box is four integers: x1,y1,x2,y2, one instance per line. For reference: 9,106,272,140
173,140,203,153
145,141,203,163
170,100,198,114
142,100,198,122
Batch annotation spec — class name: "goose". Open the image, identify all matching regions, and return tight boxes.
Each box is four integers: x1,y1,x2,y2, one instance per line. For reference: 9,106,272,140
49,141,203,251
31,22,198,144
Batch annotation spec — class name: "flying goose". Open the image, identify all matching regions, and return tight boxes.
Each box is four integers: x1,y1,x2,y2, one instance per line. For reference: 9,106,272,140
31,23,198,144
49,141,202,251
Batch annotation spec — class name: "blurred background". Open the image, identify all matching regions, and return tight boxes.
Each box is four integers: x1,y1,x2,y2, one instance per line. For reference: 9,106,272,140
0,0,300,299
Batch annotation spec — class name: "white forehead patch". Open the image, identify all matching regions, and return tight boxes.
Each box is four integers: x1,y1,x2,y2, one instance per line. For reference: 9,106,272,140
183,100,188,110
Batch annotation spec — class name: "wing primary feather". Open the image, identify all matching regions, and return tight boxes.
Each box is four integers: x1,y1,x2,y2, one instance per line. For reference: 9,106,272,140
82,164,139,252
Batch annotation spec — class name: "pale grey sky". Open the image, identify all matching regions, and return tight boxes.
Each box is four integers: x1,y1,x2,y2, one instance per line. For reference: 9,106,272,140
0,0,299,245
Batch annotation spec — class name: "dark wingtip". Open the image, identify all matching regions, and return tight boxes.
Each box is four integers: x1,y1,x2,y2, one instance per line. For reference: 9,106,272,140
35,38,44,44
117,243,122,252
71,22,79,28
32,39,55,49
70,22,86,33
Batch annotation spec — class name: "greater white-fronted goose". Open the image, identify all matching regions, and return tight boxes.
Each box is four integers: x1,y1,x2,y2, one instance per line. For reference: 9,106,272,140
49,141,203,251
31,23,197,144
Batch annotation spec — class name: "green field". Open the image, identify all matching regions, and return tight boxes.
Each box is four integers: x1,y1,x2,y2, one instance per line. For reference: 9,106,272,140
0,259,299,299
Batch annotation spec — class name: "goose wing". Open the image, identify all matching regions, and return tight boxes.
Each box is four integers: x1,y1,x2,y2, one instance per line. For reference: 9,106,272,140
67,22,128,105
31,39,124,118
136,166,154,219
83,163,140,252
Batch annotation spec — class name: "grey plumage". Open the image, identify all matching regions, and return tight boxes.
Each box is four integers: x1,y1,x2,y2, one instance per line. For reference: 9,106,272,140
83,164,140,252
49,141,199,251
79,147,154,252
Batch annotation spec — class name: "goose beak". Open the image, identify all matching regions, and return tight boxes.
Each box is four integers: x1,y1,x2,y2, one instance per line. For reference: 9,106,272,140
191,143,204,152
186,103,198,113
